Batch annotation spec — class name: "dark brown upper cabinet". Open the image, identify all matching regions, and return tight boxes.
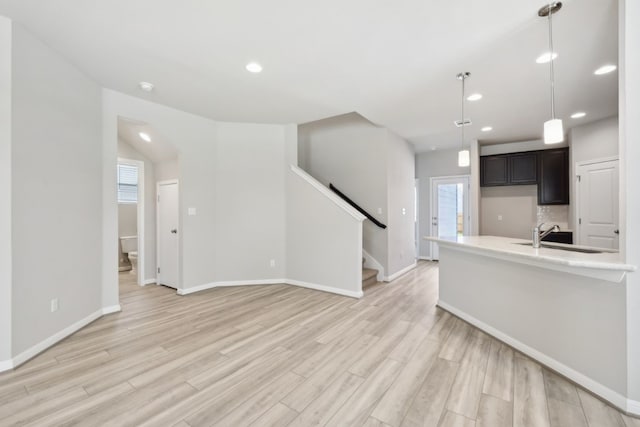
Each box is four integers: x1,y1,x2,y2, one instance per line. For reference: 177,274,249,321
508,152,538,185
480,155,509,186
538,148,569,205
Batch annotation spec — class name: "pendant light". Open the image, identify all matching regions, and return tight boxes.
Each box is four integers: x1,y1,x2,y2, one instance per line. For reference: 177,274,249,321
539,2,563,144
457,72,470,167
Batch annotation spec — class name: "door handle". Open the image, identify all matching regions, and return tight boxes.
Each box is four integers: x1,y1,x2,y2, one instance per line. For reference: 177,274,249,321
614,229,619,235
171,229,177,234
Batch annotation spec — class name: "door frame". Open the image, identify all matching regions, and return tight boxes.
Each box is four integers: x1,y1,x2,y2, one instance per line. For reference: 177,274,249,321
574,156,619,247
156,179,180,288
117,157,145,287
429,175,470,260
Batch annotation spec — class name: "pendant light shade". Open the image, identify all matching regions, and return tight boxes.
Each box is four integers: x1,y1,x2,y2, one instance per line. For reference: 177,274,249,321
540,2,564,144
458,149,470,167
544,118,564,144
456,72,470,167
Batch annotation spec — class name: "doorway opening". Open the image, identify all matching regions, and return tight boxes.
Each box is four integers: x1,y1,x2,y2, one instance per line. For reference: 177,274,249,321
430,175,470,260
117,158,145,286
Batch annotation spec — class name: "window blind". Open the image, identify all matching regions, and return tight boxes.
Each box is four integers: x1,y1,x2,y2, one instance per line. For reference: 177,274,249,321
117,164,138,203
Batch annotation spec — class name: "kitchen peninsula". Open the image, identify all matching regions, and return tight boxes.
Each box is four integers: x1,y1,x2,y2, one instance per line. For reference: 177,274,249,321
426,235,636,413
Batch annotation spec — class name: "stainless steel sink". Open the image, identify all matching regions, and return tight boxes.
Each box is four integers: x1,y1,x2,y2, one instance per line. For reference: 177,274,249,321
514,242,603,254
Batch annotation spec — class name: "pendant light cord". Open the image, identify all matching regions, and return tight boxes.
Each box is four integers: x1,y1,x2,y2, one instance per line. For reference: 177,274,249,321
548,2,556,120
461,74,465,150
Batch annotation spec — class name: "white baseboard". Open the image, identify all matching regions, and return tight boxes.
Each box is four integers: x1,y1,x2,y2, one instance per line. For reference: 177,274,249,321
438,300,638,416
627,399,640,417
384,262,417,282
0,359,12,372
142,278,156,286
178,278,363,299
0,304,123,373
285,279,363,299
417,256,433,261
177,279,285,295
102,304,122,315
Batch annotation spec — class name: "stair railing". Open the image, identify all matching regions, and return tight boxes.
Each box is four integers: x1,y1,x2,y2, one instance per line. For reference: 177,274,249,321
329,183,387,229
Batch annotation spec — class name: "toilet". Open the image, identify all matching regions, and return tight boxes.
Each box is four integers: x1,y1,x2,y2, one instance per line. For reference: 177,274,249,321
119,235,138,274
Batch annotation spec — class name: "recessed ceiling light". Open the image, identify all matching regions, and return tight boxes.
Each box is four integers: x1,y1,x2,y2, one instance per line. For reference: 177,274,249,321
536,52,558,64
138,81,154,92
431,146,437,151
481,126,493,132
138,132,151,142
467,93,483,101
571,112,586,119
246,62,263,73
594,64,617,75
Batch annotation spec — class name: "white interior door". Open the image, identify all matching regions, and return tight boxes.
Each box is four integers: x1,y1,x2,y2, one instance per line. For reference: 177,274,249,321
431,176,470,260
577,160,619,249
157,181,179,288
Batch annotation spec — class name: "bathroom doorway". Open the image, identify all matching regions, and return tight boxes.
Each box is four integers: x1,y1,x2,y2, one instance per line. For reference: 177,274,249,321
117,157,145,286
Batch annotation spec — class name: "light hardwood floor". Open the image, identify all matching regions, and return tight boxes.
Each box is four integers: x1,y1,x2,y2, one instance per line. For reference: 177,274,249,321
0,262,638,426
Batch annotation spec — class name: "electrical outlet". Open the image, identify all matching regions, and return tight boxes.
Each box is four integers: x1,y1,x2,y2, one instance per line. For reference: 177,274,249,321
270,259,276,268
50,298,59,313
498,215,503,221
188,207,197,216
377,208,382,215
402,208,406,215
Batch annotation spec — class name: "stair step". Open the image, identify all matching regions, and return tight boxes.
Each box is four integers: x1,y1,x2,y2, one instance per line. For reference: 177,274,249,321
362,268,378,289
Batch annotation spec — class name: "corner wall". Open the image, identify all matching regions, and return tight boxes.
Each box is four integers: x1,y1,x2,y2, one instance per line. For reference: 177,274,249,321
11,22,103,356
620,0,640,409
0,16,12,364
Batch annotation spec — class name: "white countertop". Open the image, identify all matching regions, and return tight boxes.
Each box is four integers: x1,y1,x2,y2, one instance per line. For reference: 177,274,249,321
425,235,636,282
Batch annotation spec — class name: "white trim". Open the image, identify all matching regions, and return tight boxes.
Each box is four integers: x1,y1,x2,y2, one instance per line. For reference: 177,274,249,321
177,279,284,295
0,359,12,372
384,261,417,282
418,256,433,261
289,165,366,222
142,278,156,286
627,399,640,416
576,156,619,168
362,249,385,281
102,305,122,315
285,279,363,299
178,278,363,299
118,157,145,287
438,301,638,416
0,305,121,372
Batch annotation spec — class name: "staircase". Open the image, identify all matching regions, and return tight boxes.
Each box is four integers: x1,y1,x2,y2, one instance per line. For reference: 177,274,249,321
362,257,379,289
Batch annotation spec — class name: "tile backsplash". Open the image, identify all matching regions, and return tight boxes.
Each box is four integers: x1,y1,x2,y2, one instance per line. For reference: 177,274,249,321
536,205,570,230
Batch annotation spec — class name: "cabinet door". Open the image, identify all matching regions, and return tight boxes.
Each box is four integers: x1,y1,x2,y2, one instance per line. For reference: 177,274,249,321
481,155,509,186
538,148,569,205
509,152,538,184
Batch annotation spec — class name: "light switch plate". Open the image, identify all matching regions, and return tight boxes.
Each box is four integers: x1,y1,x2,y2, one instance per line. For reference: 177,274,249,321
188,207,197,216
377,208,383,214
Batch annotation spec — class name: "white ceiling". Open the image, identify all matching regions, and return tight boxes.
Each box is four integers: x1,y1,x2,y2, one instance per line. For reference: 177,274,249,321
0,0,618,152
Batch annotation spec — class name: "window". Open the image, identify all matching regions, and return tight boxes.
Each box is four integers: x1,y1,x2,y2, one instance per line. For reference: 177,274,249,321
117,163,138,203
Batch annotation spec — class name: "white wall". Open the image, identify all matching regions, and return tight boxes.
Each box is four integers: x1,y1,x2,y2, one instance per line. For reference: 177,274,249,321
298,113,389,272
102,91,290,299
117,139,157,280
568,116,619,230
212,122,287,282
415,148,470,258
0,16,12,363
386,131,416,275
620,0,640,407
155,158,179,182
286,166,364,296
11,23,103,355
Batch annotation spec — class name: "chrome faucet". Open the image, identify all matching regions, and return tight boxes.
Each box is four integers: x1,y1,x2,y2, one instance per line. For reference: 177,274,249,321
532,223,560,248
